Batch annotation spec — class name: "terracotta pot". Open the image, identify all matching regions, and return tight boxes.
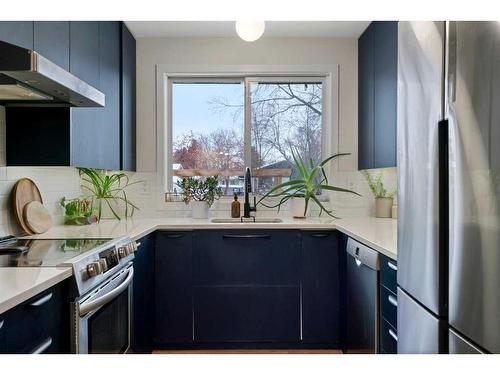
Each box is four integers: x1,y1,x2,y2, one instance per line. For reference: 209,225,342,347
291,197,308,218
191,201,209,219
375,197,393,218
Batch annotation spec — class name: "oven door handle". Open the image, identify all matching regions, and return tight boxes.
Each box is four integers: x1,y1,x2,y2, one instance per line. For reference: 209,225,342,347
79,267,134,317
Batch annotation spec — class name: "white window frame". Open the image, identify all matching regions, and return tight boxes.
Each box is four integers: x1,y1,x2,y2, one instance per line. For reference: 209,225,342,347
156,64,339,208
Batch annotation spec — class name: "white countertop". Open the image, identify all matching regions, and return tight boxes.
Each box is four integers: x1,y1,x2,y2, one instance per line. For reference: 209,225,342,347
25,216,397,259
0,267,72,314
1,216,397,315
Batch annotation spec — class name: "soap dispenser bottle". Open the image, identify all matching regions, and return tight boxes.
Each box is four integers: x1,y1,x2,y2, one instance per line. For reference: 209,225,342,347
231,193,241,218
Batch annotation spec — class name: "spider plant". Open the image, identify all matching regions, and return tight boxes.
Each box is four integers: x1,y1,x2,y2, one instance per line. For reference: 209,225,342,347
257,148,361,218
78,167,140,221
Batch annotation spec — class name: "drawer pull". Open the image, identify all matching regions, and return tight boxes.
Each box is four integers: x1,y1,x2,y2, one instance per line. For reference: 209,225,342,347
31,337,52,354
165,234,185,239
388,328,398,342
222,234,271,239
0,320,4,330
387,261,398,271
388,294,398,307
310,233,331,238
29,292,53,307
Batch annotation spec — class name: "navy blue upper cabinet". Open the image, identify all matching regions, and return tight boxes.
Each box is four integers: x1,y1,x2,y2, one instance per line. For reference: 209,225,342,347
373,21,398,168
0,21,33,49
3,21,135,170
358,23,375,170
301,231,341,345
69,22,102,168
69,22,100,87
358,21,398,170
96,21,121,170
34,22,70,70
121,23,136,171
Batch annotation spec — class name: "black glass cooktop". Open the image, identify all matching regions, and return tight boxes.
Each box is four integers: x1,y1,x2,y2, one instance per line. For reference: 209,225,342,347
0,236,110,267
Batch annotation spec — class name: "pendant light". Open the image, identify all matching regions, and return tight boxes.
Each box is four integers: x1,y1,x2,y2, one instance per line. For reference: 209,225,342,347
235,21,265,42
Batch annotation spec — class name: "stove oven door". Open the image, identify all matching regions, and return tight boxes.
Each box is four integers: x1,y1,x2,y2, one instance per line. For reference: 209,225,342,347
72,264,134,354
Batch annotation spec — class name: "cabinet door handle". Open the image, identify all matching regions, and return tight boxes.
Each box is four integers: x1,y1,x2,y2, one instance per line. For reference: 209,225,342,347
222,234,271,239
0,320,4,330
388,294,398,307
388,328,398,342
310,233,331,238
31,337,53,354
165,234,185,239
29,292,53,307
387,261,398,271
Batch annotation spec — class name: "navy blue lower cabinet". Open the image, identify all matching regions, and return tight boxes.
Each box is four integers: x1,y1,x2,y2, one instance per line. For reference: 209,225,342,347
132,232,156,353
192,230,301,345
301,231,341,345
379,255,397,354
0,281,70,354
155,231,193,345
193,286,300,343
193,230,301,286
0,312,5,352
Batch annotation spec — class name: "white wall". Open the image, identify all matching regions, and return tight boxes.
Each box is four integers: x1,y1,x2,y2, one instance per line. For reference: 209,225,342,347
133,36,399,218
136,37,359,172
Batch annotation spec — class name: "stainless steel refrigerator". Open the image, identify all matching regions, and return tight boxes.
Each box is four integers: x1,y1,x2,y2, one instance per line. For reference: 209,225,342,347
397,21,500,354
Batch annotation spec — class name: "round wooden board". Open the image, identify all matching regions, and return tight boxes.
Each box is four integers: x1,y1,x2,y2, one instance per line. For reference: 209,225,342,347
23,201,53,234
11,178,43,235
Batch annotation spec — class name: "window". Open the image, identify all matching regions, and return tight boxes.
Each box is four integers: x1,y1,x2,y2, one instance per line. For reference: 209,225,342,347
169,77,325,196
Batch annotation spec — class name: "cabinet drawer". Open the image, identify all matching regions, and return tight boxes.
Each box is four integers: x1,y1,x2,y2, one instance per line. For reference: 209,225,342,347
193,230,300,286
380,285,398,329
193,286,300,343
380,318,398,354
380,255,397,293
2,282,68,353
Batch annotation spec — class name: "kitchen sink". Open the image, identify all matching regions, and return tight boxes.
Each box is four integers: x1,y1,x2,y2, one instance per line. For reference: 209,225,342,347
210,218,283,224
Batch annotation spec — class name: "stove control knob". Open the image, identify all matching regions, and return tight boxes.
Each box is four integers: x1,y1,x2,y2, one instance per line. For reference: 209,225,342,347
118,246,129,259
127,241,138,253
86,261,102,278
98,258,108,273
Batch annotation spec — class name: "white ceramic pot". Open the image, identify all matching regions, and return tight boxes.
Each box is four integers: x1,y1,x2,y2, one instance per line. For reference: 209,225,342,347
375,197,393,218
291,197,308,218
191,201,209,219
93,198,124,220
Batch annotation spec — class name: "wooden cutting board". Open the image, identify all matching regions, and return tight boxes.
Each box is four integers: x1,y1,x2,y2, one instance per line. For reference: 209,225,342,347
23,201,53,234
11,178,43,235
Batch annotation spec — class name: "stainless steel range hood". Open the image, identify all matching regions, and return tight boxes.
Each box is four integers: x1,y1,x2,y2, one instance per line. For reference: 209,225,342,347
0,40,105,107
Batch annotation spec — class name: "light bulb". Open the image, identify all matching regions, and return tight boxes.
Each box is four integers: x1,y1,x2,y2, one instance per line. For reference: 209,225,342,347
235,21,265,42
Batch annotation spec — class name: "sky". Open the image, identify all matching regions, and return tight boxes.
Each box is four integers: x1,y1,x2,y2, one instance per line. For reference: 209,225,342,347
172,82,244,143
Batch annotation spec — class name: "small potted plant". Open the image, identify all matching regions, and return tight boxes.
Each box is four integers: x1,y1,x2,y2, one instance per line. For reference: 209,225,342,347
258,148,360,218
59,197,98,225
78,167,140,221
363,170,396,218
176,176,223,219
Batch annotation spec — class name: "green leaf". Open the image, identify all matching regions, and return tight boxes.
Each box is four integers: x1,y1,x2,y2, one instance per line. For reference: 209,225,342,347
318,184,362,196
319,152,350,167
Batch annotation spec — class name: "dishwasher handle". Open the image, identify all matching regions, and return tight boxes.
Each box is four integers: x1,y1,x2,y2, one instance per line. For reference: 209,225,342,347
346,237,380,271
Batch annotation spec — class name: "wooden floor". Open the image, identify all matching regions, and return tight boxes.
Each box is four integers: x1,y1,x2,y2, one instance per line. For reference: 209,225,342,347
153,349,342,354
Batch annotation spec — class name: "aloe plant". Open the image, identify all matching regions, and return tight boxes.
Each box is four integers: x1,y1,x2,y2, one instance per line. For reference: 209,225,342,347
78,168,140,220
257,148,360,218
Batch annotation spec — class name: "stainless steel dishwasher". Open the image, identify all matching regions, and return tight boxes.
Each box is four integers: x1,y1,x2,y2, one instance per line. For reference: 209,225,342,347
345,237,380,354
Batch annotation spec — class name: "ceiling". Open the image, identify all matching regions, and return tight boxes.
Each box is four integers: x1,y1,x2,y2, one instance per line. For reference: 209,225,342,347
125,21,370,39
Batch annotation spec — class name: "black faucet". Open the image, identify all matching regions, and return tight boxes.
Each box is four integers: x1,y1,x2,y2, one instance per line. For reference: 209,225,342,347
243,167,257,220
